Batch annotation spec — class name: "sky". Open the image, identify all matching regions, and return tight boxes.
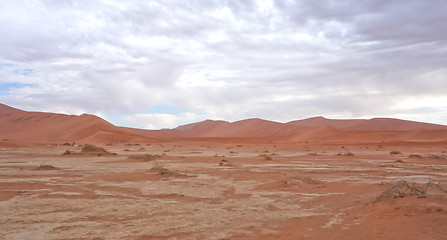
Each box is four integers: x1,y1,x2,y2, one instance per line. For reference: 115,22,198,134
1,0,447,129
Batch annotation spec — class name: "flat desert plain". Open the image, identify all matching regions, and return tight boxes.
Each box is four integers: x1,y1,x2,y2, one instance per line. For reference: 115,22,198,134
1,141,447,240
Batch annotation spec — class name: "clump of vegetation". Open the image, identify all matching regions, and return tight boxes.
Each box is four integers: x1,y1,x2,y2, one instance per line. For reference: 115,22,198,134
36,164,57,170
82,144,104,152
376,180,447,201
218,159,231,166
281,176,323,186
1,139,12,141
307,152,318,156
259,154,273,161
126,143,140,146
81,144,116,156
428,154,445,160
345,152,355,156
395,159,406,163
62,150,73,155
408,154,423,159
128,154,158,161
151,162,175,175
390,151,402,155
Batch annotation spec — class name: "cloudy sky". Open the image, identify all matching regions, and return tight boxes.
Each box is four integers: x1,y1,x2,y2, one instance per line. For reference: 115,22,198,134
1,0,447,129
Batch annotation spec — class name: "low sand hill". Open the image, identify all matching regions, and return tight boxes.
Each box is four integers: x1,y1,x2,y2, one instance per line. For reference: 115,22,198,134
288,116,447,131
0,103,164,144
2,103,447,144
287,116,365,129
198,118,308,138
144,119,231,138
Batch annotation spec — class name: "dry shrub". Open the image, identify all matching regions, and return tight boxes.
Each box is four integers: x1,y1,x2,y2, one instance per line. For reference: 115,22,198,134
81,144,116,156
345,152,355,156
258,154,273,161
428,154,445,160
128,154,158,161
376,180,447,201
408,154,423,159
36,164,57,170
390,151,402,155
151,162,175,175
282,176,323,186
62,150,73,155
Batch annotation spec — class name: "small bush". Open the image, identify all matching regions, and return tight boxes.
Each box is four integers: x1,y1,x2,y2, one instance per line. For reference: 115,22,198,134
376,180,447,201
259,154,273,161
428,154,445,160
128,154,157,161
81,144,103,152
408,154,423,159
151,162,174,175
345,152,355,156
36,164,57,170
62,150,73,155
81,144,116,156
390,151,402,155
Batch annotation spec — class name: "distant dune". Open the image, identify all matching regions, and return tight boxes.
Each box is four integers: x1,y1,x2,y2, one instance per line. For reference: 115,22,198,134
0,103,164,144
1,103,447,145
288,116,447,131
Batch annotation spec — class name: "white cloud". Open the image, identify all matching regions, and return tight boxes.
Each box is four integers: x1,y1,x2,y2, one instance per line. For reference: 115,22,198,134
1,0,447,128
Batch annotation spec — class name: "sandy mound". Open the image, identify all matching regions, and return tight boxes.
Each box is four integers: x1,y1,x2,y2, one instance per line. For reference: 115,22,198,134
288,116,447,131
0,103,165,145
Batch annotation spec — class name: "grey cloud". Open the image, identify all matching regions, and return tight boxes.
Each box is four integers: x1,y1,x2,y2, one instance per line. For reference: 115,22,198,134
1,0,446,128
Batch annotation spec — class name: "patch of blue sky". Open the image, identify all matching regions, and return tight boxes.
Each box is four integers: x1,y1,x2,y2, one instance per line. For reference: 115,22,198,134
142,105,187,115
13,68,34,76
0,63,15,69
0,83,33,93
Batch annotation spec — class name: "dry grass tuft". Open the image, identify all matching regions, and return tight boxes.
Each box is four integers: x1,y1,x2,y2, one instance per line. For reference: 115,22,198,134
36,164,57,170
128,154,158,161
81,144,116,156
259,154,273,161
408,154,423,159
151,162,175,175
376,180,447,201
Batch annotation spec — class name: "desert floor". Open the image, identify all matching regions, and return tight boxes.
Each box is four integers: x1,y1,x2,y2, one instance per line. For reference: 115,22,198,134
1,141,447,240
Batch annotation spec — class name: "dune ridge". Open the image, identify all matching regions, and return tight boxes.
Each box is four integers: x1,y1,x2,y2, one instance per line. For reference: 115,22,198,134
1,103,447,144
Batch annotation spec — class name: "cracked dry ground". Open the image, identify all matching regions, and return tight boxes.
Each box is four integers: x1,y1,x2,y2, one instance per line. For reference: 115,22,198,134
1,143,447,240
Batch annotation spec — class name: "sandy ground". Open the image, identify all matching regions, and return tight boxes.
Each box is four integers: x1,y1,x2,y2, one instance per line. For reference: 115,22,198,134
1,142,447,240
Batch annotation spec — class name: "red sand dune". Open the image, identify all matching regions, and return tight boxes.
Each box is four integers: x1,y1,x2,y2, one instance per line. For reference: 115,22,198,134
197,118,308,138
287,116,365,129
1,103,447,144
0,103,164,144
288,116,447,131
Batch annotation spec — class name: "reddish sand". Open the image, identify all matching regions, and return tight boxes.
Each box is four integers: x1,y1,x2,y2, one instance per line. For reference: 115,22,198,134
1,103,447,239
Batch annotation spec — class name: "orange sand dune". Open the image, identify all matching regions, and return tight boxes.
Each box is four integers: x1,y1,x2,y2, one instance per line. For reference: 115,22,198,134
288,116,447,131
288,116,365,129
0,103,164,144
1,103,447,144
199,118,309,138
